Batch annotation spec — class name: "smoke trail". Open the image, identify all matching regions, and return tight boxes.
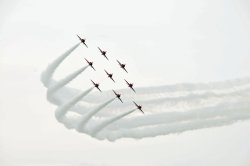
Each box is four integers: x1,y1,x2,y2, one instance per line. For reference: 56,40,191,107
77,98,116,132
55,87,94,121
107,99,250,130
47,65,88,99
92,109,137,136
135,77,250,95
106,107,250,140
41,42,80,87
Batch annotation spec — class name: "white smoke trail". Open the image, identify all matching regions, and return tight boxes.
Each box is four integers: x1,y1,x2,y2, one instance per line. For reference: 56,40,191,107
107,99,250,130
46,65,89,105
41,42,80,87
92,109,137,136
55,87,94,121
104,106,250,141
47,66,88,94
41,43,250,141
77,98,116,132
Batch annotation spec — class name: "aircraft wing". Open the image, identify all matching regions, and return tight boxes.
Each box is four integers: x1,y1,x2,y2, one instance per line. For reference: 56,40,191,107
98,47,102,53
91,65,96,71
84,58,89,63
83,42,88,48
118,97,123,103
104,55,109,60
133,101,138,107
116,60,121,65
77,35,81,40
124,79,129,85
110,77,115,83
131,87,136,93
139,109,144,114
123,67,128,73
96,87,102,92
112,90,117,95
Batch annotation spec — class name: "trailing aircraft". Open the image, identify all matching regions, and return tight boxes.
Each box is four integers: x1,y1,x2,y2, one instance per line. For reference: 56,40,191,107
133,101,144,114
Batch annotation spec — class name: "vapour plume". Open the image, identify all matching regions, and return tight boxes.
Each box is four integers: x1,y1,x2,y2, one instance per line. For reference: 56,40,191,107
48,65,88,94
55,87,94,121
41,42,80,87
77,98,116,132
92,109,137,136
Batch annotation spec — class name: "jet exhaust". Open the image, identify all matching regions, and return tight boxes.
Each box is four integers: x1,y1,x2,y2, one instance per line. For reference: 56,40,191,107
77,98,116,132
55,87,95,121
92,108,137,136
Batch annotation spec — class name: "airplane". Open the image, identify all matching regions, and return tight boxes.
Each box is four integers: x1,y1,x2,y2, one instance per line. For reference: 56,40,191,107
98,47,108,60
77,35,88,48
104,70,115,82
124,79,136,93
91,80,102,92
113,90,123,103
116,60,128,73
133,101,144,114
84,58,96,71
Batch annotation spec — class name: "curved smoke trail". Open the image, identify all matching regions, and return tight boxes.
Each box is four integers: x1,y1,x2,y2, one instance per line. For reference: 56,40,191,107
77,98,116,132
41,43,250,141
41,42,80,87
92,108,137,136
55,87,94,121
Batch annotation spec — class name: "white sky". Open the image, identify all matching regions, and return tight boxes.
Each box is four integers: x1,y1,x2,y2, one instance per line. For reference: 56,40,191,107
1,0,250,165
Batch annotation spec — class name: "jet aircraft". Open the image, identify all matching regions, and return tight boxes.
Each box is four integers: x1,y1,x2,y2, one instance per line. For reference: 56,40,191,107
98,47,108,60
116,60,128,73
77,35,88,48
91,80,102,92
124,79,136,92
113,90,123,103
133,101,144,114
84,58,96,71
104,70,115,82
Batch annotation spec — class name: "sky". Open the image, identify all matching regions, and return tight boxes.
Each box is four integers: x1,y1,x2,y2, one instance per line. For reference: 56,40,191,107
1,0,250,165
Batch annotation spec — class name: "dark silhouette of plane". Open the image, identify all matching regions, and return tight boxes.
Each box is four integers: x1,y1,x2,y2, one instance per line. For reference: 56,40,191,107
116,60,128,73
77,35,88,48
104,70,115,82
91,80,101,92
98,47,108,60
124,79,136,93
133,101,144,114
113,90,123,103
84,58,95,71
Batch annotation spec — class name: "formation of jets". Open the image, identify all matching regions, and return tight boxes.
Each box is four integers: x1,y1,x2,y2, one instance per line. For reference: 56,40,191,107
77,35,144,114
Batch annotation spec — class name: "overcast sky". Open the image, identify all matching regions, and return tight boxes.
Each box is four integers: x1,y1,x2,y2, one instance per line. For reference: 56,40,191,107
1,0,250,166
